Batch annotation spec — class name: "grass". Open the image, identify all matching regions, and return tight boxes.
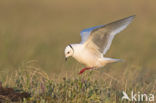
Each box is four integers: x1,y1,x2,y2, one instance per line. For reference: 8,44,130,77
0,61,155,103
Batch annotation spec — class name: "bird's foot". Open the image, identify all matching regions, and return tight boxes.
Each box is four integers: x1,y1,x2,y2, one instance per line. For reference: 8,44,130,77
79,67,92,74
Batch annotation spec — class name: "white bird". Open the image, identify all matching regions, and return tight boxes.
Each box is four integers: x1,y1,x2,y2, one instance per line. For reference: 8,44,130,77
64,15,135,74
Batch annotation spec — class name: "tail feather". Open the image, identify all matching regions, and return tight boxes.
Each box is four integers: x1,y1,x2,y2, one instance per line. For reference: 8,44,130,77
104,57,124,63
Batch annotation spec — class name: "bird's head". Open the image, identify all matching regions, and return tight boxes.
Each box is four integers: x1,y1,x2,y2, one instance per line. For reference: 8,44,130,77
64,44,74,61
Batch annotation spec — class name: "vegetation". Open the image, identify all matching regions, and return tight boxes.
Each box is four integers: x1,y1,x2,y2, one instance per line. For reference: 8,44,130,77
0,62,155,103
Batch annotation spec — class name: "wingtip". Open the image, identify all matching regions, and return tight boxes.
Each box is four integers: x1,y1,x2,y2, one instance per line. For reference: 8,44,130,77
127,15,136,20
122,15,136,24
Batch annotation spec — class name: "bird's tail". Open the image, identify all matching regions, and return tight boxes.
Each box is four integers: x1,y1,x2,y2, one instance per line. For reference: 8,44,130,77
104,57,124,63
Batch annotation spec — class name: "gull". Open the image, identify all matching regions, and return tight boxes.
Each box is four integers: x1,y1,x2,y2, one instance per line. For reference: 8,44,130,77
64,15,135,74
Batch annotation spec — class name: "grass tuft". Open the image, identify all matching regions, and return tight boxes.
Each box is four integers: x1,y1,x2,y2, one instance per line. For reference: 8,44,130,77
0,62,155,103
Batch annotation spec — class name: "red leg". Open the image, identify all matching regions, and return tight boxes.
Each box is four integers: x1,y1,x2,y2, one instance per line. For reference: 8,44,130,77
79,67,92,74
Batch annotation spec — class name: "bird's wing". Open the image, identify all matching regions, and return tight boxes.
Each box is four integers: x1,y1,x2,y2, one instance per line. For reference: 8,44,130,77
80,25,104,44
83,15,135,55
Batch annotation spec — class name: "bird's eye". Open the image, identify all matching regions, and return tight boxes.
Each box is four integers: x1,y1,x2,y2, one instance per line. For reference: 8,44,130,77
67,51,70,54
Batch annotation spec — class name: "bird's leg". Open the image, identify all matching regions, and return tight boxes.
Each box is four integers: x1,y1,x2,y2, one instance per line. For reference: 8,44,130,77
79,67,92,74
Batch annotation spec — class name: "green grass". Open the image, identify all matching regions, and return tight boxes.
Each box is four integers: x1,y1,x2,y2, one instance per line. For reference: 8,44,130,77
1,62,155,103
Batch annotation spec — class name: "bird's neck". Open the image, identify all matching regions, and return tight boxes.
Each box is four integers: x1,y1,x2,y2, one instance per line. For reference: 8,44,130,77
70,44,83,57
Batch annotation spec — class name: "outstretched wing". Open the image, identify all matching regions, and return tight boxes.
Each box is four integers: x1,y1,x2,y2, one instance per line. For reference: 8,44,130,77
83,15,135,55
80,25,104,44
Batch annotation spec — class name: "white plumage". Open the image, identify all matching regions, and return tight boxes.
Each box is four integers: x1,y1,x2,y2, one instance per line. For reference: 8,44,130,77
64,15,135,74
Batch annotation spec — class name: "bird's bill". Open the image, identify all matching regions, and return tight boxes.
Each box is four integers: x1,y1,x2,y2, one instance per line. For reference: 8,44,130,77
65,57,67,61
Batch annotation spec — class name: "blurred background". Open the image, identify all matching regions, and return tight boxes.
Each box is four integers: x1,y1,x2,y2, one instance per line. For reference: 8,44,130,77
0,0,155,79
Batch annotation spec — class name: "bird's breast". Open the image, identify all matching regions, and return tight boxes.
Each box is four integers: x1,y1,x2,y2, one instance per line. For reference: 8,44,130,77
73,48,99,67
